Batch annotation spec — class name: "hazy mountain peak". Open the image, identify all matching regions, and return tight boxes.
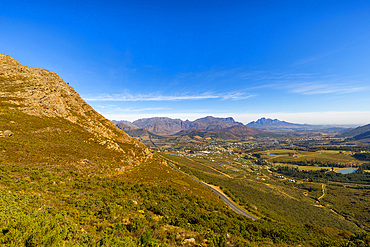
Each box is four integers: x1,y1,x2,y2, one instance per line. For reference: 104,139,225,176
247,117,303,129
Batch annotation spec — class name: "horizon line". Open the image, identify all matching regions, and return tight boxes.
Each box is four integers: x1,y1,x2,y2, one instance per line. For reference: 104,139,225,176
104,112,368,127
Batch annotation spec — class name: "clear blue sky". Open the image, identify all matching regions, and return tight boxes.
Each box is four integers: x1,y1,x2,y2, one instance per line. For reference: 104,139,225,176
2,0,370,125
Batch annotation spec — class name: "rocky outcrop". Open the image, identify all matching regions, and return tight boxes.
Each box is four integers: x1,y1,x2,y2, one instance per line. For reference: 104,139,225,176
0,130,14,137
0,54,152,163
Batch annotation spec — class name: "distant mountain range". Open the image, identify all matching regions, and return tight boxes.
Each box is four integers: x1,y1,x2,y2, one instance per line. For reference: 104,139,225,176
114,116,244,136
339,123,370,141
112,120,138,132
246,117,306,129
114,116,350,137
246,117,350,132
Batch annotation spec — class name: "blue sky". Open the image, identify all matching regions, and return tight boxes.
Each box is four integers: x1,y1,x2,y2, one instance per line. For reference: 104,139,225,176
2,0,370,125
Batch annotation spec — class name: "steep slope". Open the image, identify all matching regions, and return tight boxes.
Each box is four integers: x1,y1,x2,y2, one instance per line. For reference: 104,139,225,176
113,120,139,131
125,128,167,142
0,54,262,246
0,54,151,165
1,55,365,246
114,120,139,132
352,131,370,141
340,123,370,138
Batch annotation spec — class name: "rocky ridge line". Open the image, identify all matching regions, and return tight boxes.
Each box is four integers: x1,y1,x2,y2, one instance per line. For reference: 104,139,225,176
0,54,152,164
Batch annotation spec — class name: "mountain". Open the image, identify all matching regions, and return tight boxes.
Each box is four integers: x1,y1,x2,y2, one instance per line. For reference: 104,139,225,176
175,125,266,140
113,120,139,132
124,128,167,145
0,54,151,160
1,54,365,245
189,116,243,130
246,117,350,133
133,117,186,135
352,131,370,141
0,54,259,245
340,123,370,139
247,117,307,129
217,125,266,136
119,117,350,136
112,119,139,129
128,116,243,135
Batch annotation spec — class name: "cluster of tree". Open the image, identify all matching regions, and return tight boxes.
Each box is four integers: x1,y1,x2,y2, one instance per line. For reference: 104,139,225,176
169,157,370,246
294,144,370,152
361,163,370,170
272,166,370,184
271,159,356,168
352,152,370,161
7,160,368,246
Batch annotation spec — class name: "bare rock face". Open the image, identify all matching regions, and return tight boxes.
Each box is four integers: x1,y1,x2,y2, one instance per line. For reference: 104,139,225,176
0,54,117,137
0,130,14,137
182,238,196,245
0,54,152,162
3,130,13,137
130,116,243,135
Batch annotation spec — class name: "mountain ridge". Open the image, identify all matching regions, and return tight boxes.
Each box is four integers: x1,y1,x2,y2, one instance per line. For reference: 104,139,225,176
116,116,350,135
1,54,251,245
116,116,244,135
0,54,365,246
0,54,152,163
246,117,303,129
339,123,370,141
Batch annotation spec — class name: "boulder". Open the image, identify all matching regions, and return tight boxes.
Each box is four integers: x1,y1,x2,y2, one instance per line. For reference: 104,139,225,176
182,238,196,245
1,130,14,137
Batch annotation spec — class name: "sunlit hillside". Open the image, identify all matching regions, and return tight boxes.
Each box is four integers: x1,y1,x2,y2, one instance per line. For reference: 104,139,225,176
0,55,368,246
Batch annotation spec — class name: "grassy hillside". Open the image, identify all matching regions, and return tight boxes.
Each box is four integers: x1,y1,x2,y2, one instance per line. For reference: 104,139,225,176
1,54,369,246
160,152,370,246
256,149,363,166
0,54,253,246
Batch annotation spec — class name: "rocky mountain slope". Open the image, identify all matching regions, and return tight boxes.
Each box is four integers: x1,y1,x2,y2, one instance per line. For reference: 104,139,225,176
1,54,365,246
0,54,152,165
132,117,185,135
189,116,243,130
117,116,347,137
113,120,139,132
112,119,139,128
117,116,243,135
0,54,253,245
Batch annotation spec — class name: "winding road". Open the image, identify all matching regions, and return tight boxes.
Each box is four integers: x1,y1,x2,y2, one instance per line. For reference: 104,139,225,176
168,162,258,221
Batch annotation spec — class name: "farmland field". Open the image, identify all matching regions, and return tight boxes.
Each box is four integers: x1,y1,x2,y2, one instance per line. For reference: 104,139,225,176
256,149,365,166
